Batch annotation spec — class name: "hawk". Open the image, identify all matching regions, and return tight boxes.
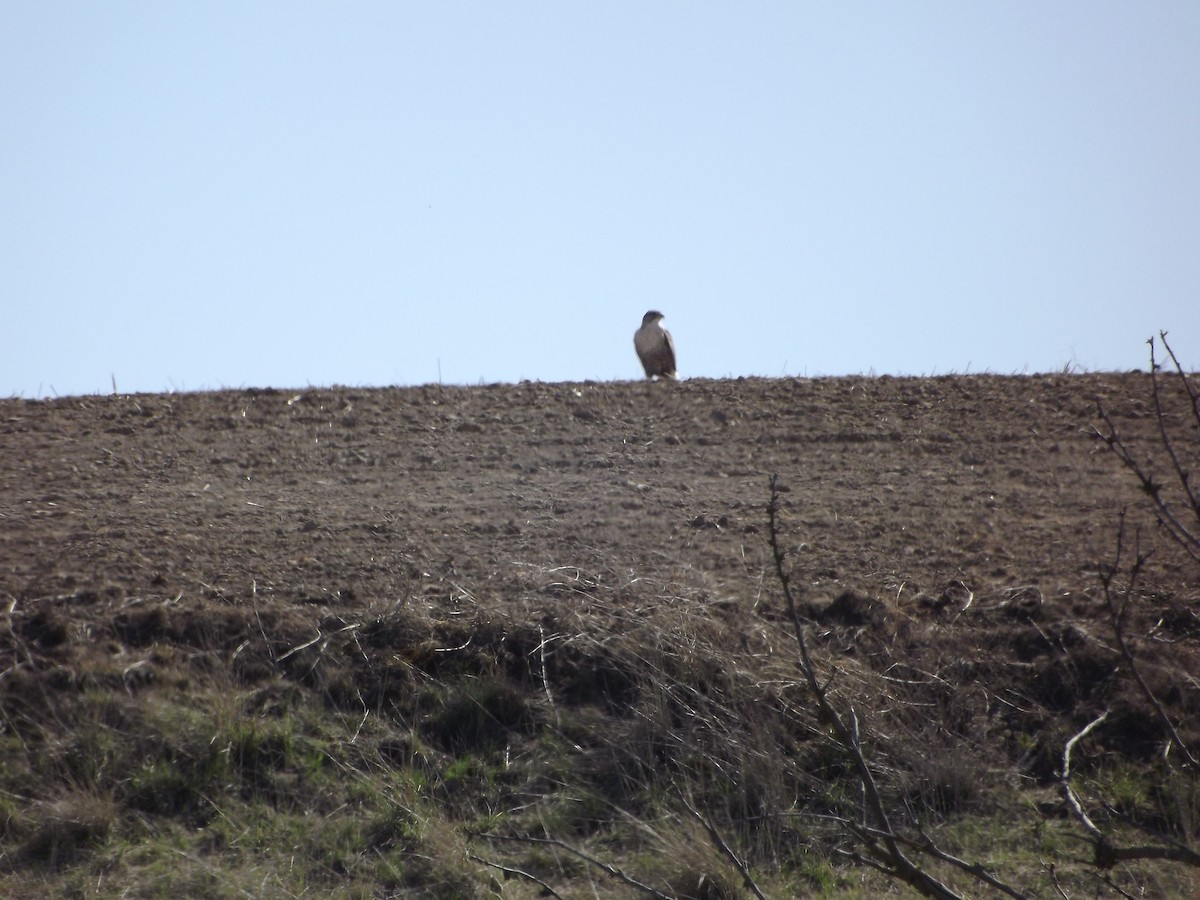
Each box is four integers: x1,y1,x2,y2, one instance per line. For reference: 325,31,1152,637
634,310,677,380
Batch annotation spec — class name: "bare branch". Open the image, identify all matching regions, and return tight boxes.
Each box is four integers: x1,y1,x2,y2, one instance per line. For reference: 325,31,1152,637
1147,334,1200,525
911,830,1030,900
1095,841,1200,869
1060,711,1110,840
474,832,671,898
1094,868,1141,900
680,795,768,900
1157,331,1200,437
1098,516,1199,767
766,475,1030,900
1092,401,1200,562
466,851,565,899
1093,336,1200,562
766,477,902,857
1059,711,1200,870
848,824,1029,900
1044,861,1071,900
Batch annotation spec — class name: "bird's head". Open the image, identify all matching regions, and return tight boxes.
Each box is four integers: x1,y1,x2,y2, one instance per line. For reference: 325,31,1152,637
642,310,665,325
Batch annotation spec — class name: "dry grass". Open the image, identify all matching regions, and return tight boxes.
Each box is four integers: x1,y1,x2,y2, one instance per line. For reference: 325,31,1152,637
3,531,1195,897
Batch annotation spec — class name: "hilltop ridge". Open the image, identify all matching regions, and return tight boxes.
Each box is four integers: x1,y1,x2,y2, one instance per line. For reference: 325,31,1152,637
3,373,1190,609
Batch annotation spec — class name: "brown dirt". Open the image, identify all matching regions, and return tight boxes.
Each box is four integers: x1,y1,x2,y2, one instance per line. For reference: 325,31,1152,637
3,373,1195,613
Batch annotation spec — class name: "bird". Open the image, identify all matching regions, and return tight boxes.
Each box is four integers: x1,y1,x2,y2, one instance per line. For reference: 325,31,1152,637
633,310,677,380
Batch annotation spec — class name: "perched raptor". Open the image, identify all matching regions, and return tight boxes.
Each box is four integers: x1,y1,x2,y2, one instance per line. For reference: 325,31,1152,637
633,310,677,380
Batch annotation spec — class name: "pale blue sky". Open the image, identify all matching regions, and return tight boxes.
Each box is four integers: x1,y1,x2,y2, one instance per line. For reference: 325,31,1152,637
3,3,1198,397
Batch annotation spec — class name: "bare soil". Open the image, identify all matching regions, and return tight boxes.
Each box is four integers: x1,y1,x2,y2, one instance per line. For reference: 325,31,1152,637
4,373,1195,613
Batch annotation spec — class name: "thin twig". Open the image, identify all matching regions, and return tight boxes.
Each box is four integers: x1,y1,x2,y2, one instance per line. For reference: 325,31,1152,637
1148,334,1200,523
536,623,560,727
1092,403,1200,561
1060,711,1109,840
276,628,323,662
1157,331,1200,440
1094,869,1141,900
1099,516,1198,767
466,851,565,899
1059,712,1200,869
767,475,968,900
680,796,768,900
911,830,1029,900
1098,841,1200,869
1044,860,1071,900
474,832,671,898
